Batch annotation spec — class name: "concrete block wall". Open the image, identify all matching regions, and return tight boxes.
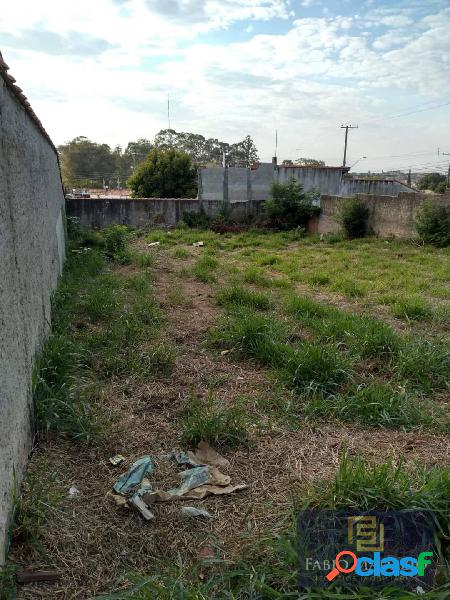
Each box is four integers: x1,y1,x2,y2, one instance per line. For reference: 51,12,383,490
66,197,266,228
318,192,450,238
198,163,412,203
0,63,65,562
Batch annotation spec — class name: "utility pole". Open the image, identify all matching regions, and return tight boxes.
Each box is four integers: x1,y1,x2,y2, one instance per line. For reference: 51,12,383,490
340,124,358,167
443,152,450,186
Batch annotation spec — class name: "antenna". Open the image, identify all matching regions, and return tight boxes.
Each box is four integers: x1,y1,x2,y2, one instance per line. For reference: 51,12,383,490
275,129,278,158
167,94,171,130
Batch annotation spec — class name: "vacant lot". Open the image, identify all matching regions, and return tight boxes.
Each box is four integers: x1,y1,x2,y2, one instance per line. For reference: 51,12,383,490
6,227,450,599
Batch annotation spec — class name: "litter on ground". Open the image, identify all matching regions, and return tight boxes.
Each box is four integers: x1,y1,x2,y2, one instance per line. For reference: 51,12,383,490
181,506,212,519
110,442,246,521
109,454,125,466
192,241,204,247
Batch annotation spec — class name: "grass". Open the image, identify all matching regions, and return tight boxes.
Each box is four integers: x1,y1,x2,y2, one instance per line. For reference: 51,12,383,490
305,454,450,540
241,266,272,287
390,297,434,321
210,309,352,394
192,254,219,283
180,394,248,449
286,295,401,359
11,469,63,551
33,227,173,442
216,285,272,311
306,382,434,429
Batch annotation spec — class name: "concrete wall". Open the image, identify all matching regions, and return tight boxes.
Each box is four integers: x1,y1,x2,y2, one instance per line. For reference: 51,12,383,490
318,192,450,238
66,197,266,228
198,163,413,203
0,66,65,562
340,177,411,197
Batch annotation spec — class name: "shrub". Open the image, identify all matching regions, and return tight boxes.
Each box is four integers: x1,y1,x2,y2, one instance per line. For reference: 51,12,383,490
337,197,369,239
102,225,131,259
414,202,450,247
417,172,446,192
435,181,448,194
264,179,320,229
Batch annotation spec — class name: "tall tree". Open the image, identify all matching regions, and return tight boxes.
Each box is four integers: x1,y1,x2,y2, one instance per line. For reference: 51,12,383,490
228,135,259,167
58,136,117,188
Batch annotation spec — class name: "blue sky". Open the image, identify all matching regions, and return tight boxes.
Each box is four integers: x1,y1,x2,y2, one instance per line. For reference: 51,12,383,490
1,0,450,172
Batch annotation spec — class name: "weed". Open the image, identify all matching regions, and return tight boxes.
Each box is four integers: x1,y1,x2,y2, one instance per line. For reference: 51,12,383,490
337,197,369,239
80,277,121,321
280,342,351,394
309,272,331,285
102,225,132,259
397,339,450,392
0,563,17,600
210,310,350,393
415,202,450,247
192,254,218,283
286,295,400,359
216,286,272,311
241,266,272,287
305,454,450,542
172,247,190,259
332,277,365,298
390,297,433,321
181,394,248,448
11,470,63,547
258,254,282,266
306,382,432,429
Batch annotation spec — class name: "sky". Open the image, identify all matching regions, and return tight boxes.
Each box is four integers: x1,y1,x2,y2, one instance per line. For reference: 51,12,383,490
1,0,450,173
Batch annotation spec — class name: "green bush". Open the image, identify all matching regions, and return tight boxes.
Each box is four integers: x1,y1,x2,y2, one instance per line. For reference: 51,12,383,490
128,147,197,198
414,202,450,247
435,181,448,194
264,179,320,229
337,197,369,239
102,225,132,258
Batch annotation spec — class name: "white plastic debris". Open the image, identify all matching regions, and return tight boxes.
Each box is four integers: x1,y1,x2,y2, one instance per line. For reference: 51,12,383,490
147,241,160,247
192,241,204,247
109,454,125,466
129,494,155,521
181,506,212,519
68,486,80,496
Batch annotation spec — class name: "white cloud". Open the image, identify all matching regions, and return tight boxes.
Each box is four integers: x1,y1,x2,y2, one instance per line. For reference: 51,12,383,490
1,1,449,169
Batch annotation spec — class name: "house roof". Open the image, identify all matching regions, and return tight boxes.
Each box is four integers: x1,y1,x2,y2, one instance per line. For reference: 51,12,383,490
0,51,57,154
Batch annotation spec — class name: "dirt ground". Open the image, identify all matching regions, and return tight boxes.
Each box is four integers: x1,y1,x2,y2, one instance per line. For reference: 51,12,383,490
10,243,450,599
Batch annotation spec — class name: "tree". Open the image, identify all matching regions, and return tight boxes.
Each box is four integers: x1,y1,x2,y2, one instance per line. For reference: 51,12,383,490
264,178,320,229
58,136,117,189
417,172,446,192
127,148,197,198
295,158,325,166
228,135,259,167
